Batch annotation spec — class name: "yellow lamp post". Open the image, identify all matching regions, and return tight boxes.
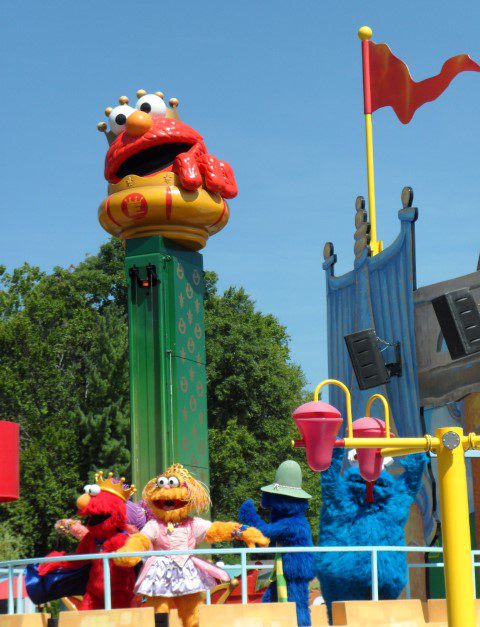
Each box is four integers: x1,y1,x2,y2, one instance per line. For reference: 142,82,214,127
295,379,478,627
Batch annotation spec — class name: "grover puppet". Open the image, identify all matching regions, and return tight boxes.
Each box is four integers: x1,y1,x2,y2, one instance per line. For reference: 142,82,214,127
316,449,427,618
239,460,315,627
29,471,137,609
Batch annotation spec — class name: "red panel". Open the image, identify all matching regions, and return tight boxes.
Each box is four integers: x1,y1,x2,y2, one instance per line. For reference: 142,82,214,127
0,421,19,502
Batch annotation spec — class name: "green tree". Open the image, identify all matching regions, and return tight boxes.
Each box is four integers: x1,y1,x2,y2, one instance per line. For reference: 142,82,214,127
0,240,318,558
205,273,319,536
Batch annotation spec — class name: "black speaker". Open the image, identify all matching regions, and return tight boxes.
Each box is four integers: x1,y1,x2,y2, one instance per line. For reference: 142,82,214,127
432,288,480,360
344,329,390,390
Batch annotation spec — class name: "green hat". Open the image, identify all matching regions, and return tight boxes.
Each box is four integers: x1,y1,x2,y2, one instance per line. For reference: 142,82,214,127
261,460,312,499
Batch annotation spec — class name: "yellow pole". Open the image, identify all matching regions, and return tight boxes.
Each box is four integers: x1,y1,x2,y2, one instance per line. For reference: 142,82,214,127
364,113,382,255
358,26,383,256
436,426,475,626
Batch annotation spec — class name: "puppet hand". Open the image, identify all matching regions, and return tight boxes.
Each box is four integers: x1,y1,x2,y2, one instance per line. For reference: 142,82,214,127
38,551,69,575
113,533,150,568
240,526,270,548
238,499,258,526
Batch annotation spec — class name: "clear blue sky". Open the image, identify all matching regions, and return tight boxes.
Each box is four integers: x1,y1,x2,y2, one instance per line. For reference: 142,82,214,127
2,1,479,388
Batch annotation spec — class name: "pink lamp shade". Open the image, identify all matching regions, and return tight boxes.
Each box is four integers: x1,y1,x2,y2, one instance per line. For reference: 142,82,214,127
0,421,19,502
352,417,394,483
292,401,343,471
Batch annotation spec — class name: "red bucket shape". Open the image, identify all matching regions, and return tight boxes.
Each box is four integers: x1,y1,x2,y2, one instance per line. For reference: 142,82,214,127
0,421,19,502
352,417,393,483
292,401,343,471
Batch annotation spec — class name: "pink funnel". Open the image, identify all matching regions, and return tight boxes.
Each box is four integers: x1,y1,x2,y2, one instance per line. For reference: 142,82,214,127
352,417,394,483
292,401,343,471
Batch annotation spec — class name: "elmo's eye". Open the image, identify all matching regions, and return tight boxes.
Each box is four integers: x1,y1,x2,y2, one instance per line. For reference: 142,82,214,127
156,476,169,487
109,105,135,135
136,94,166,118
83,484,101,496
168,477,180,487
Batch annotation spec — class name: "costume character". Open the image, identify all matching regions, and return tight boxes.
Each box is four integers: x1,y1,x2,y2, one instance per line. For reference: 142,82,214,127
238,460,315,627
38,471,137,610
55,493,147,539
316,449,428,619
114,463,269,627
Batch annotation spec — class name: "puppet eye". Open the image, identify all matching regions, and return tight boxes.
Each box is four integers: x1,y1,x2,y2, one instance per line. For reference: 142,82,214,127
168,477,180,487
108,105,135,135
136,94,166,117
84,484,101,496
156,476,169,487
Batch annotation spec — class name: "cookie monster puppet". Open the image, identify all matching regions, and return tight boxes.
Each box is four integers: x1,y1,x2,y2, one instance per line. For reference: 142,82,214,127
239,460,315,627
316,448,428,620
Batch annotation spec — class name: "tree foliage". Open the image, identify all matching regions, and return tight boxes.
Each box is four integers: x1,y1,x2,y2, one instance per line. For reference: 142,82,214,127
0,240,318,558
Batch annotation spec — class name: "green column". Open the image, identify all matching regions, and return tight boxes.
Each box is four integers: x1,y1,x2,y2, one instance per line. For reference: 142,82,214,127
125,235,209,492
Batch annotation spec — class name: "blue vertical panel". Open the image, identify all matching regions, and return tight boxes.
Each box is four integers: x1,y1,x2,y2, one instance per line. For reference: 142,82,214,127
323,206,434,540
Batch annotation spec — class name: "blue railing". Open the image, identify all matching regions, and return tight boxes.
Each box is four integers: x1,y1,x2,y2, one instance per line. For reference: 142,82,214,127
2,545,476,615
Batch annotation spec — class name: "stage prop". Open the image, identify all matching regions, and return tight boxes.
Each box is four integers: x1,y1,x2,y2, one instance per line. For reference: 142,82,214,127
97,91,237,490
0,421,20,502
294,379,479,627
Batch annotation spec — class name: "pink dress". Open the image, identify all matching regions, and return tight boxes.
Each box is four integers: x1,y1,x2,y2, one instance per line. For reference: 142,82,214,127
135,517,229,597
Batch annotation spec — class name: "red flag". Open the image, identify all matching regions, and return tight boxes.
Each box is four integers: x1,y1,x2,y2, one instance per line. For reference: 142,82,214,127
363,41,480,124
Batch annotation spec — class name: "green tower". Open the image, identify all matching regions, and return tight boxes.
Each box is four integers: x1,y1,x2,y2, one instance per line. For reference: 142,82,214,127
125,236,209,491
97,90,236,490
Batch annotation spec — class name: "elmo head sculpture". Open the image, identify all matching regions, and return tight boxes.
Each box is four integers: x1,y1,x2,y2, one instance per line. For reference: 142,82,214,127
98,91,238,250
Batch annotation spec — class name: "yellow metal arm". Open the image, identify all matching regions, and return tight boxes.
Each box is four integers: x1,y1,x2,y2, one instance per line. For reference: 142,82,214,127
314,379,353,438
365,393,391,439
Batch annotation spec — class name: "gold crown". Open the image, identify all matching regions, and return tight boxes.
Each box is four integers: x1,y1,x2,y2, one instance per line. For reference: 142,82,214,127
95,471,136,502
164,463,194,480
98,91,180,144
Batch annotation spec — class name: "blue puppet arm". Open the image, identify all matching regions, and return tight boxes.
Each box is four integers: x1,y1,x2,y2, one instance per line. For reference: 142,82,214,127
320,446,348,504
397,453,428,499
238,499,295,543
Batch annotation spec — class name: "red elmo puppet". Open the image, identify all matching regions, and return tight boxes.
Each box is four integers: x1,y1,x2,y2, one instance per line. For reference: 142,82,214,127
40,472,136,610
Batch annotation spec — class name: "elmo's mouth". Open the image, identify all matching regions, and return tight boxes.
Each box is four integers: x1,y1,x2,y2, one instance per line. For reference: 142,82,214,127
116,142,193,179
85,514,111,527
153,499,188,512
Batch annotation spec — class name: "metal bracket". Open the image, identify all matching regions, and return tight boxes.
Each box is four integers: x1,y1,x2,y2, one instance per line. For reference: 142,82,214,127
129,264,158,289
386,342,402,378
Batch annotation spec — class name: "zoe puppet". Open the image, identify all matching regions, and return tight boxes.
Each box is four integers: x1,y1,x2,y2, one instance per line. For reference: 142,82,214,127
317,449,428,617
35,472,137,610
238,460,315,627
114,463,269,627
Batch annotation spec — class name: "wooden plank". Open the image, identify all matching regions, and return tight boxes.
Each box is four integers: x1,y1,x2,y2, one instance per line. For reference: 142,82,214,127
332,599,427,625
0,616,49,627
427,598,480,623
310,604,329,625
58,607,154,626
199,602,297,625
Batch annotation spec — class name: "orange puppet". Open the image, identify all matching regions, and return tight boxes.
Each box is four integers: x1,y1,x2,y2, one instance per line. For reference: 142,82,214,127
115,463,268,627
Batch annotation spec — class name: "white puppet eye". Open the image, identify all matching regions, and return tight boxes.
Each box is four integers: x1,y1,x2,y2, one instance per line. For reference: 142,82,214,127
136,94,166,118
83,484,101,496
156,476,169,487
168,477,180,488
109,105,135,135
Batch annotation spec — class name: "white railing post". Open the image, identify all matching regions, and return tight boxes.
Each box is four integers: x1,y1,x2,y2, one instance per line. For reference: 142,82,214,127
16,569,24,614
472,553,477,598
241,550,248,604
371,549,379,601
103,557,112,610
7,566,14,615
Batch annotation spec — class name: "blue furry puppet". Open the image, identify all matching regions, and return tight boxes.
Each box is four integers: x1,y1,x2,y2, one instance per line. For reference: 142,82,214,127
239,460,315,627
317,448,427,619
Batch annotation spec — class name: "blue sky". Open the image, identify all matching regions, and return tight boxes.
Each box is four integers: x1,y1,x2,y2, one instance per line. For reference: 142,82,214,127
1,1,480,387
